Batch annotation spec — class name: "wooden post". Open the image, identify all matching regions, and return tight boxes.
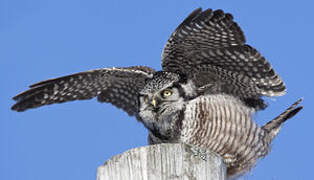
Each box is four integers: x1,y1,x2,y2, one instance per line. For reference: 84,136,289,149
97,143,226,180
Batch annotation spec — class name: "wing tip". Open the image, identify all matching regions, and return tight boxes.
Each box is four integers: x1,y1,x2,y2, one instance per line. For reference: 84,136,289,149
176,7,203,30
11,103,26,112
11,104,18,111
12,91,27,101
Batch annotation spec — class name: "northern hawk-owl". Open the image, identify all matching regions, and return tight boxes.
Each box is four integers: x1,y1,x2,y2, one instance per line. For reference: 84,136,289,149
12,8,302,178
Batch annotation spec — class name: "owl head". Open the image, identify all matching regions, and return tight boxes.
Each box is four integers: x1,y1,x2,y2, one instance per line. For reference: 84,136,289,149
139,71,183,113
138,71,197,142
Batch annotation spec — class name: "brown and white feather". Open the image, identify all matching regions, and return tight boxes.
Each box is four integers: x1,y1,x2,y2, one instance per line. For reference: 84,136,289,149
181,95,274,177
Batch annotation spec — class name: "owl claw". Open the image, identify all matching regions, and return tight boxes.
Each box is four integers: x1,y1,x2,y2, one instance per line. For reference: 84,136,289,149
190,146,208,161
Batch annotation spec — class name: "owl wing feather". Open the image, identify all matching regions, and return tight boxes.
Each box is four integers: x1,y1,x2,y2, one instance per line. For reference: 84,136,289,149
162,8,286,101
11,66,155,115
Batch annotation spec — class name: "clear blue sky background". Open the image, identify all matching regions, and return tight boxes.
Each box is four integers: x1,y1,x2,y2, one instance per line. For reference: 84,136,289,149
1,0,312,180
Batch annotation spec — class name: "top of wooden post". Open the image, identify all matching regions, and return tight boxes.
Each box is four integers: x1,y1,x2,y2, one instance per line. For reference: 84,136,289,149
97,143,226,180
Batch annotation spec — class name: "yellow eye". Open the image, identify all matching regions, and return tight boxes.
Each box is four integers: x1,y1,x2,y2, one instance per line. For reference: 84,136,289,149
162,89,172,98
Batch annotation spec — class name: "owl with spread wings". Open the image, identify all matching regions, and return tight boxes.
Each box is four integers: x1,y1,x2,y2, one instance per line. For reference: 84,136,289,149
12,8,302,178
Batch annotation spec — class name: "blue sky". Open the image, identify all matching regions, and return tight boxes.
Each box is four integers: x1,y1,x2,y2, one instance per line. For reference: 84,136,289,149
1,0,313,180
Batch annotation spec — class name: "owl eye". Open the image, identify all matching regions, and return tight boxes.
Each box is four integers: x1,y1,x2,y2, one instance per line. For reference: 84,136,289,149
161,89,173,98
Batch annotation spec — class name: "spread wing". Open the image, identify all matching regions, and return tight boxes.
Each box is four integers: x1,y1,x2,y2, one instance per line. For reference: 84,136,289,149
12,66,155,115
161,8,286,104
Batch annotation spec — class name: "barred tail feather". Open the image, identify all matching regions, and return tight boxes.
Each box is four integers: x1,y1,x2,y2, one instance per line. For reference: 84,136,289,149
262,98,303,140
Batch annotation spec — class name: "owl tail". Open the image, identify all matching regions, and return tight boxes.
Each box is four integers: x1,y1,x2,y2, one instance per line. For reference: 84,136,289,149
262,98,303,141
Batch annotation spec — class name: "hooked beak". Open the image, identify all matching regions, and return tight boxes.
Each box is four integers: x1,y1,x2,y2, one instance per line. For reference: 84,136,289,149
151,97,157,108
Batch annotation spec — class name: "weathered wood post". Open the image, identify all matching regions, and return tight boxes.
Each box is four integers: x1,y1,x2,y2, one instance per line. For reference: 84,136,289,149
97,143,226,180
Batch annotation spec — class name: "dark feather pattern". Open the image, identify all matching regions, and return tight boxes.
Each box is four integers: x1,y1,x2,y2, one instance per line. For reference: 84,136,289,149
12,66,155,115
11,8,302,179
162,8,286,110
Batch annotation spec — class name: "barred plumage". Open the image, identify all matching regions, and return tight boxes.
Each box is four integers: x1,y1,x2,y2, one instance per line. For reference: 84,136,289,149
11,7,303,179
182,95,269,177
139,72,302,178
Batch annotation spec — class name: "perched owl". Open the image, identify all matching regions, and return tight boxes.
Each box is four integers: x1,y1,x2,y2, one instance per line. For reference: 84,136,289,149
12,8,302,178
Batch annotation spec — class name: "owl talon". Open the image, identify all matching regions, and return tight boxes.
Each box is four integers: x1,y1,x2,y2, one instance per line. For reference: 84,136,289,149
190,146,208,161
